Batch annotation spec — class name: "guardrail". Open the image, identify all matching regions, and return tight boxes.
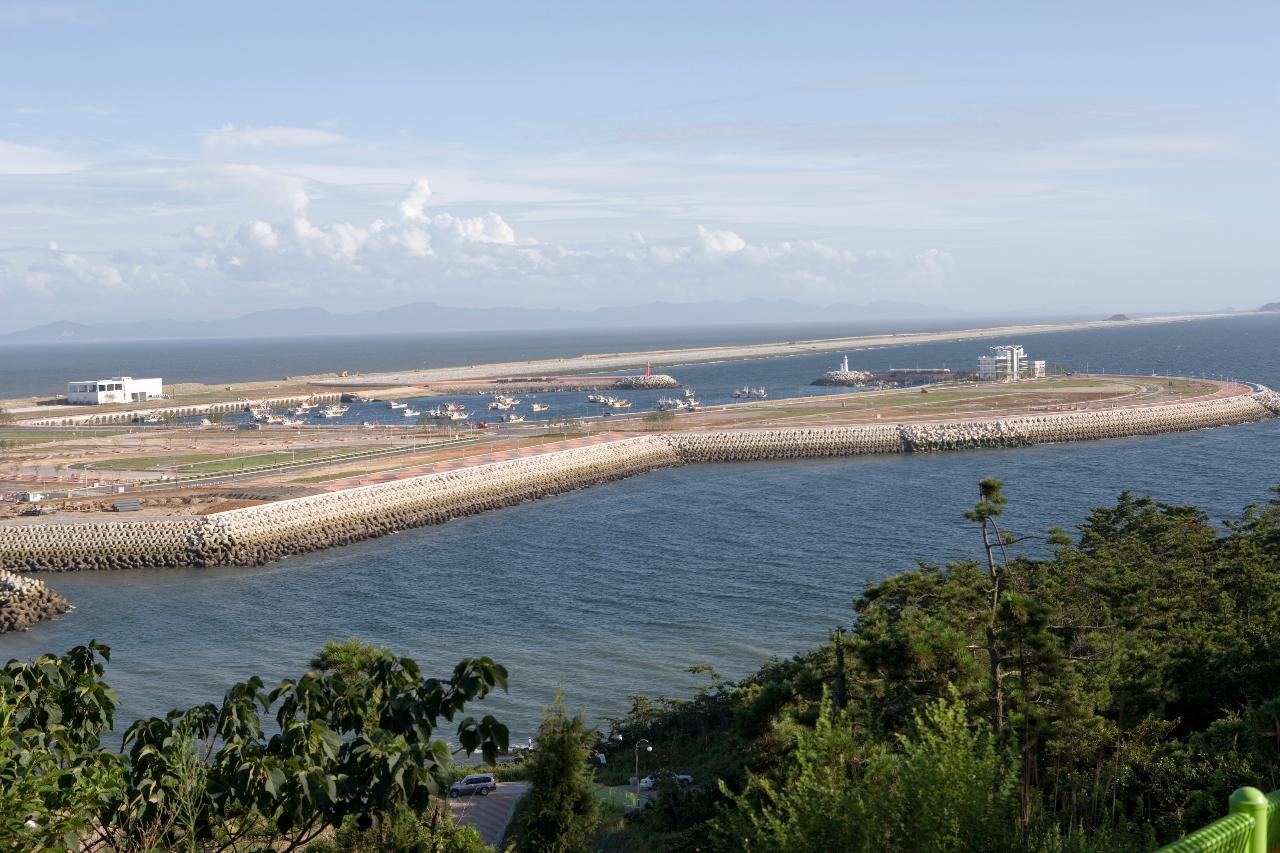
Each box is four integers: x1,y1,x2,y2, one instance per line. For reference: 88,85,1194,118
1156,787,1278,852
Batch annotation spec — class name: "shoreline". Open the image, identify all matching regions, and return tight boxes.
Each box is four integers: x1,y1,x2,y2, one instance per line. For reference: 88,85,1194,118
309,311,1249,388
1,311,1251,419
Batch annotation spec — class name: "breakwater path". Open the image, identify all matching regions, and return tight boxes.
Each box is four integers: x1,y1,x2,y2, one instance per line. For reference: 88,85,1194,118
2,383,1278,632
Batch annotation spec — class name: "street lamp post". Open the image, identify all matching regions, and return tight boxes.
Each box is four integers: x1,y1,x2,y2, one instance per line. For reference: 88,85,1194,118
634,738,652,803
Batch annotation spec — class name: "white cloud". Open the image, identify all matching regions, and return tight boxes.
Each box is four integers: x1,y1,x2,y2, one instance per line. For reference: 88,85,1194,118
0,179,947,319
397,178,433,221
203,124,349,151
697,225,747,255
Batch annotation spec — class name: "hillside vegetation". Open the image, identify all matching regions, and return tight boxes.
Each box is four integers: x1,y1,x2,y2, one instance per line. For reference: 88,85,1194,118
594,482,1280,851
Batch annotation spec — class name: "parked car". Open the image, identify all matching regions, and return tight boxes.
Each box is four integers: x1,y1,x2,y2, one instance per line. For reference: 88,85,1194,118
638,772,694,791
449,773,498,797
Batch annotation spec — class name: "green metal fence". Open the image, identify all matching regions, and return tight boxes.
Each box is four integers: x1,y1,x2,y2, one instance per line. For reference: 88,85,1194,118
1156,787,1278,853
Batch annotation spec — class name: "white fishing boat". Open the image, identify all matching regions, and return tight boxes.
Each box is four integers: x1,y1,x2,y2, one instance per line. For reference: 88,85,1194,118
445,410,470,421
605,397,633,409
403,408,420,418
488,394,520,411
501,413,525,423
656,397,682,411
388,400,407,409
683,388,695,398
317,404,349,418
530,403,550,412
586,393,604,403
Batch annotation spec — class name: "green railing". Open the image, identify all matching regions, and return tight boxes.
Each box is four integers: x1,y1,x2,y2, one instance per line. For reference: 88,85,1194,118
1156,787,1279,853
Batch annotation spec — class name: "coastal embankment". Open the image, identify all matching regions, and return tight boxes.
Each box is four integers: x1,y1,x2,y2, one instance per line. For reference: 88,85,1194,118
3,386,1277,602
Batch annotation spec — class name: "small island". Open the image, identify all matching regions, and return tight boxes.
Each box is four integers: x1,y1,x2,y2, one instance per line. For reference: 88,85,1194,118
1260,302,1280,312
1107,313,1131,321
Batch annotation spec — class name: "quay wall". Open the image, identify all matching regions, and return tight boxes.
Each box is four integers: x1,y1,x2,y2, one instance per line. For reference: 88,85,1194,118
24,393,343,427
2,387,1277,631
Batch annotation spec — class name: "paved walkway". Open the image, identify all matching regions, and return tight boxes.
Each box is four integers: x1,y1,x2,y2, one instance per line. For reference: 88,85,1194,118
449,781,529,847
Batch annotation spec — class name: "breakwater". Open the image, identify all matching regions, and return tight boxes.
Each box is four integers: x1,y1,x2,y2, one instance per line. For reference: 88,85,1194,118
611,374,680,390
2,386,1277,631
0,568,70,632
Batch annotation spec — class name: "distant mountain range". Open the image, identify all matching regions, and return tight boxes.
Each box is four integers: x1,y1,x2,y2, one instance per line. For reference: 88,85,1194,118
1,299,971,344
1260,302,1280,312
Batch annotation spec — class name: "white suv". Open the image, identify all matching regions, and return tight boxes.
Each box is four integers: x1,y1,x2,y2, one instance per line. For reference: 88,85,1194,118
449,773,498,797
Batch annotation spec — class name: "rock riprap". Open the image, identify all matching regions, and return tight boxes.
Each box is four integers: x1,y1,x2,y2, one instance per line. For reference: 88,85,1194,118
0,568,71,633
813,369,876,386
611,374,680,390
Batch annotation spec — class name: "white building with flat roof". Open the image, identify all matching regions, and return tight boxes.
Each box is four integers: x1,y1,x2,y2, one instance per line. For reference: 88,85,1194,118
66,376,164,405
977,346,1045,381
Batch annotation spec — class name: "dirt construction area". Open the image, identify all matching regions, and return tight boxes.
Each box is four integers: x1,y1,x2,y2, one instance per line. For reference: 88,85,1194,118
0,375,1242,522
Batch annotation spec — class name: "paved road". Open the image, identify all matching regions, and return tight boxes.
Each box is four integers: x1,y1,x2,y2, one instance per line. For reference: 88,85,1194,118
449,781,529,848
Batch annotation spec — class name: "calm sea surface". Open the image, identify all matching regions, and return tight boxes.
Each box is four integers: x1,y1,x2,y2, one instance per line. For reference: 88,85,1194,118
0,317,1034,400
1,314,1278,743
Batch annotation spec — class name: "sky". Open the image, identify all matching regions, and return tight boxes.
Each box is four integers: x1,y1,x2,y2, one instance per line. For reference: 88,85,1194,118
0,1,1276,331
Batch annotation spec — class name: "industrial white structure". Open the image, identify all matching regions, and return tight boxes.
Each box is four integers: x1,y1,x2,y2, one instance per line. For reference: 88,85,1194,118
977,346,1046,382
66,376,164,405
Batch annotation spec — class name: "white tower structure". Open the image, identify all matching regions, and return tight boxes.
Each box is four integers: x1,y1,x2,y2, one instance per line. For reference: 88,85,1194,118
978,345,1029,381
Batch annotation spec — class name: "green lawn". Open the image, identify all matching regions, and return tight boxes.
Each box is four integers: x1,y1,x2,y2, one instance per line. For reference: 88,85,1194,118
176,448,377,473
0,429,127,447
89,453,233,470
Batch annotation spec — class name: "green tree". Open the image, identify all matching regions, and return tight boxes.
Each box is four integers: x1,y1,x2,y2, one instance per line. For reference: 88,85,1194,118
514,694,599,853
713,691,1021,853
107,653,509,850
316,802,492,852
310,637,394,683
2,642,508,852
0,643,122,851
